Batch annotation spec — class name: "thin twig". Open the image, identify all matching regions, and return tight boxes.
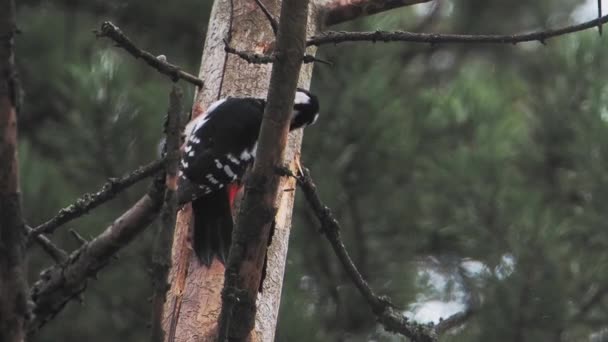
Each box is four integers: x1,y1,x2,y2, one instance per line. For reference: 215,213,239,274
224,39,332,65
307,14,608,46
435,309,475,334
224,39,275,63
150,86,182,342
69,229,88,246
95,21,204,87
28,158,165,242
280,166,436,342
253,0,278,34
25,226,68,263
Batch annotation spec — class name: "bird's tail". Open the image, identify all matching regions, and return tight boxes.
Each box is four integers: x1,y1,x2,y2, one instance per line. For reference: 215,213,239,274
190,183,244,266
176,177,241,266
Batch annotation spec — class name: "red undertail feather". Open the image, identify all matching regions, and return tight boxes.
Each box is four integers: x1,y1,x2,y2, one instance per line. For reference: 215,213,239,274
227,183,242,208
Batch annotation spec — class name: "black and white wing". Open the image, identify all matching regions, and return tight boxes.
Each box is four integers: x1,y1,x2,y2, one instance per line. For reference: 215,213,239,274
178,97,265,202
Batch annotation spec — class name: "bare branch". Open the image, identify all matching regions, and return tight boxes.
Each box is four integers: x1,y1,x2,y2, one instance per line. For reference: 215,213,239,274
319,0,433,26
28,158,165,241
28,174,165,335
150,86,182,342
253,0,278,34
281,166,436,342
224,39,332,65
224,38,275,63
25,226,68,263
308,14,608,46
435,308,475,334
95,21,204,88
68,229,88,246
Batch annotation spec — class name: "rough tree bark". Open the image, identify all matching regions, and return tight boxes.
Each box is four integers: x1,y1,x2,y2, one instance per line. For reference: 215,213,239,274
162,1,429,341
150,86,182,342
162,1,317,341
217,0,309,340
0,0,28,341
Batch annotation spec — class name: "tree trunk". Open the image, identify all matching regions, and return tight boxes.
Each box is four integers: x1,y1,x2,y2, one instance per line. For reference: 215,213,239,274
0,1,28,341
162,1,317,341
161,0,429,340
217,0,309,339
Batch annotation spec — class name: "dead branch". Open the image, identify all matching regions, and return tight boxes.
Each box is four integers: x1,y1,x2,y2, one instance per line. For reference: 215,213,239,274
25,226,68,263
95,21,204,87
217,0,310,339
28,158,165,241
28,173,165,335
308,14,608,46
281,166,436,342
319,0,433,26
223,39,331,65
150,86,182,342
224,39,275,63
435,308,475,334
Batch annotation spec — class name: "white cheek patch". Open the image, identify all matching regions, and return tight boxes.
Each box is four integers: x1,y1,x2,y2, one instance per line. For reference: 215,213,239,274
294,91,311,105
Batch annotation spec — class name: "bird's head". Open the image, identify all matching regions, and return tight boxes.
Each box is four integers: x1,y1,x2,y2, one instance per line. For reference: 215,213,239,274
290,88,320,130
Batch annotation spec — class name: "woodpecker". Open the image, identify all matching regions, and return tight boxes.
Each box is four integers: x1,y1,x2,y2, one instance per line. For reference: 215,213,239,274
177,88,320,266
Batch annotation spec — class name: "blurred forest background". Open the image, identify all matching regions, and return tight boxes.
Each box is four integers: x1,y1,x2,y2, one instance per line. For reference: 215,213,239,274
16,0,608,341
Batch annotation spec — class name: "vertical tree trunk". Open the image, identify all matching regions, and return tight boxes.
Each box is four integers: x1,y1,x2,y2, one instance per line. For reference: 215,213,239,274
218,0,309,339
0,1,28,341
162,1,317,341
162,1,428,340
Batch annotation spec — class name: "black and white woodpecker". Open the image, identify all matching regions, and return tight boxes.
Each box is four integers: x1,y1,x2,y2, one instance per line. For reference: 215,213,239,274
176,88,320,266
